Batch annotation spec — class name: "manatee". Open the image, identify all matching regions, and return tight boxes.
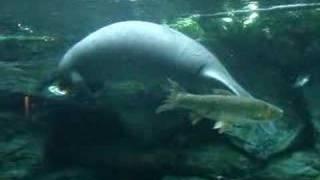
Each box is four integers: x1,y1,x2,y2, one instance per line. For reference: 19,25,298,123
42,21,251,98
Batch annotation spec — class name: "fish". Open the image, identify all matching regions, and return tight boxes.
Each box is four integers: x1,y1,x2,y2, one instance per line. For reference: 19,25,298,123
38,21,252,98
156,79,284,133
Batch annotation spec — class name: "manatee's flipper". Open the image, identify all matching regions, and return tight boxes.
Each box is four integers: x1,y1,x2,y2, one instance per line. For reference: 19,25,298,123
189,112,203,125
155,78,185,114
213,121,231,134
68,71,96,103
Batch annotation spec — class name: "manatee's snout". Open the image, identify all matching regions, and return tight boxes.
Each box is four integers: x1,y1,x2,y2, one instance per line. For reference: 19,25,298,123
37,71,96,106
36,70,61,94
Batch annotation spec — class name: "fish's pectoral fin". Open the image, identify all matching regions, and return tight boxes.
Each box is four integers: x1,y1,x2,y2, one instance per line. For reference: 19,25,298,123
212,89,235,96
189,112,203,125
69,71,94,97
213,121,232,134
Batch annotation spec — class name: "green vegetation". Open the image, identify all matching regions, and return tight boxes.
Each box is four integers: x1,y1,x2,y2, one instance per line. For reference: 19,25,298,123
167,16,205,40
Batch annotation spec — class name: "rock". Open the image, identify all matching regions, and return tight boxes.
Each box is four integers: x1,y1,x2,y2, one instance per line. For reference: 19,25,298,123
197,12,316,160
95,70,304,158
225,118,303,160
0,110,43,179
163,176,208,180
301,66,320,151
95,80,186,145
176,142,257,179
27,168,97,180
255,151,320,180
221,61,305,159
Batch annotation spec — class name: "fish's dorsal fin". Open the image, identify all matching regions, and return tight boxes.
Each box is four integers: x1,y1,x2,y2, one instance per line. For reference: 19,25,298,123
189,112,203,125
212,89,235,96
155,78,185,114
167,78,186,93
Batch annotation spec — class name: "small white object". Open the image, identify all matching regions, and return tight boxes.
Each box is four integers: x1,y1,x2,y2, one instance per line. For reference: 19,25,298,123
293,74,310,88
247,2,259,11
213,121,225,129
243,12,259,26
222,17,233,23
48,85,68,96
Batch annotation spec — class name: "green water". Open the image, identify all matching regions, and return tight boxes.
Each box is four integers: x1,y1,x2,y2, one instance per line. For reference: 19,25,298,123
0,1,319,180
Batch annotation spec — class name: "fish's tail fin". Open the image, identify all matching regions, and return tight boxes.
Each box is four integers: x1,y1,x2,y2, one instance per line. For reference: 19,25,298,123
156,79,185,114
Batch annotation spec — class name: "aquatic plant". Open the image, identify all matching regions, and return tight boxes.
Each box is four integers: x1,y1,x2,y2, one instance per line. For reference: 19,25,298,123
167,16,205,40
0,35,55,42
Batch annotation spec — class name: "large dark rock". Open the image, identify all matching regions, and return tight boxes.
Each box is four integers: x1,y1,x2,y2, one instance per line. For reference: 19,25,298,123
171,142,257,180
218,55,308,159
255,151,320,180
25,168,98,180
209,63,304,159
163,176,208,180
95,80,187,145
0,110,43,179
301,66,320,151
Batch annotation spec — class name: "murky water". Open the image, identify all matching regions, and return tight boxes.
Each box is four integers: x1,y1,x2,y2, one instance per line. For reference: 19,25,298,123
0,1,320,180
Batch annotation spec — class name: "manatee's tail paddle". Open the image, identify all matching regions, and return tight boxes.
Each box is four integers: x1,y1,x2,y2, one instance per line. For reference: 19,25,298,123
201,68,253,98
156,79,185,114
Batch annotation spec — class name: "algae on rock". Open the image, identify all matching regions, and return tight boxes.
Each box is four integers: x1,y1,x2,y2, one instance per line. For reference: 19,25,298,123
256,151,320,180
167,16,205,40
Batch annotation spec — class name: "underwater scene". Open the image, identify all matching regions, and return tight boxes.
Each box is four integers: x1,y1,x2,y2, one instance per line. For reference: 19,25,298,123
1,0,320,180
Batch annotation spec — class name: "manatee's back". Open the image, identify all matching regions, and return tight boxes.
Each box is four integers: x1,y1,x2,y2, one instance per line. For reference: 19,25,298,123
58,21,250,96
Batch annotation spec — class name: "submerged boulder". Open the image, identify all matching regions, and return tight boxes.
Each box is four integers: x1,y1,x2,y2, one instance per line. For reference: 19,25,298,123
94,74,304,159
163,176,208,180
95,80,187,145
0,110,43,179
225,115,303,159
255,151,320,180
221,63,306,159
301,69,320,151
27,168,98,180
179,143,257,179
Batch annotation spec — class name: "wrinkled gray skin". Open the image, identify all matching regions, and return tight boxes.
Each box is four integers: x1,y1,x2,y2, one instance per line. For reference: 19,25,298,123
54,21,251,98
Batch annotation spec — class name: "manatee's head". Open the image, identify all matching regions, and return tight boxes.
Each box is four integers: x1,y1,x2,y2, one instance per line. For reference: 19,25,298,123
249,100,284,121
36,70,74,98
